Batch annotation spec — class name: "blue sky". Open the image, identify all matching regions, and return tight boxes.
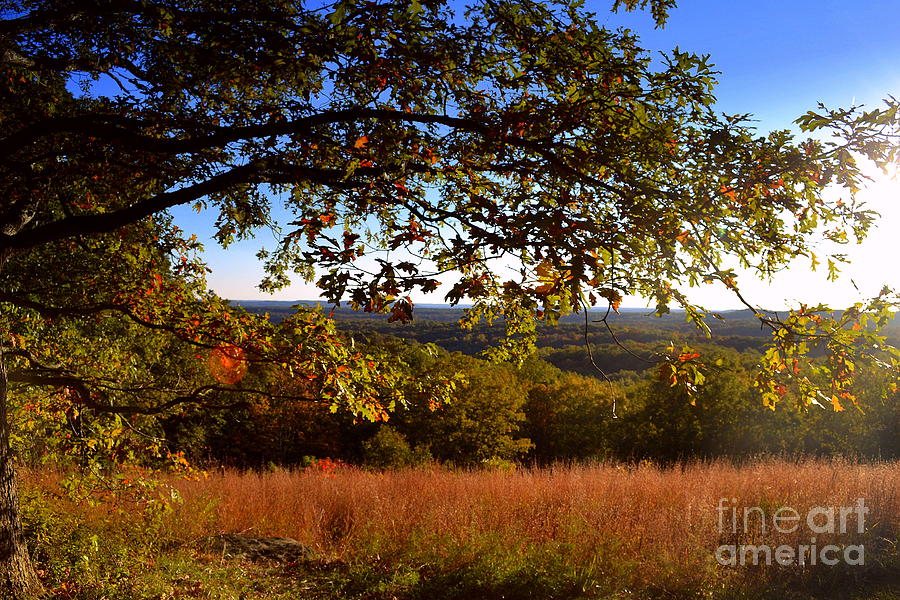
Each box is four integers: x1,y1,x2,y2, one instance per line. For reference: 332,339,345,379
599,0,900,126
171,0,900,310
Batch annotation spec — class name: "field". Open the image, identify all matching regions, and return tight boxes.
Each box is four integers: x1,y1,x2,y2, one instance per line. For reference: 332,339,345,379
22,458,900,600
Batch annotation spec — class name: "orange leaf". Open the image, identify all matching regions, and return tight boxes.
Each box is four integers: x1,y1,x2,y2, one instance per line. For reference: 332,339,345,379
831,394,844,412
719,185,737,201
598,288,622,313
354,135,369,149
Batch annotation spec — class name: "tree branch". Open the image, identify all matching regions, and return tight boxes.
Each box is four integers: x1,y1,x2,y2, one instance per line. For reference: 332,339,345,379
6,372,312,415
2,107,627,199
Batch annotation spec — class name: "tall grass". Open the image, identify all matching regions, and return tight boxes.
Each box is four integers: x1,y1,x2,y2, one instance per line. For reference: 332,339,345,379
157,458,898,596
23,458,900,598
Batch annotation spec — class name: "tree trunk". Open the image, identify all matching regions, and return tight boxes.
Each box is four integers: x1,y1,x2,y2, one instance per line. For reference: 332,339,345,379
0,343,43,598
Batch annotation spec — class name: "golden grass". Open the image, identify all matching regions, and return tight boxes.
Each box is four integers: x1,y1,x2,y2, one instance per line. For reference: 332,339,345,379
22,458,899,596
152,458,898,589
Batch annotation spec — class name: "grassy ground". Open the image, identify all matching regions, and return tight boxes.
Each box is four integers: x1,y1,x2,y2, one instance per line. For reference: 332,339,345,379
20,458,900,599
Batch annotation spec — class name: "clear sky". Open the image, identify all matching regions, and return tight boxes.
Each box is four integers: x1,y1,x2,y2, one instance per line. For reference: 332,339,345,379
170,0,900,310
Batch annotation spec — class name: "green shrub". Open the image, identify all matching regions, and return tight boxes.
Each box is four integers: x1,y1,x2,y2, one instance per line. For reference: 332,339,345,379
362,426,432,469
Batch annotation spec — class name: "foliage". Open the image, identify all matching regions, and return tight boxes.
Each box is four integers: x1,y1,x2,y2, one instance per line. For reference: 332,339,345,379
362,425,432,470
392,352,533,466
2,0,899,595
611,345,900,462
518,357,618,462
18,472,187,598
2,0,898,411
114,341,900,467
2,221,454,420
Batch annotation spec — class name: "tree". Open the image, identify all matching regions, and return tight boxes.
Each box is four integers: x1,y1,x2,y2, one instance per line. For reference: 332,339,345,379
396,352,533,466
1,0,899,595
519,359,619,463
612,346,768,461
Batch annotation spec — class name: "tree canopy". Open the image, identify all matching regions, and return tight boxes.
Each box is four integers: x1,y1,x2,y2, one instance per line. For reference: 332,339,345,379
1,0,900,595
3,0,899,399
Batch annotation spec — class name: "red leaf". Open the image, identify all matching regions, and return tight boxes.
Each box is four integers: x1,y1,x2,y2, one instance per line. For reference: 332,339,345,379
387,298,414,324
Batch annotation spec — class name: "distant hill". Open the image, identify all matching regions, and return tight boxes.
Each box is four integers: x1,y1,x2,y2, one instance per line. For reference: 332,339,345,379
235,300,770,349
232,300,899,379
236,299,744,323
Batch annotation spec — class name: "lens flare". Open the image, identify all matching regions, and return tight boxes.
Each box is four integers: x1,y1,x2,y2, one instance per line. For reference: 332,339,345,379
207,344,248,384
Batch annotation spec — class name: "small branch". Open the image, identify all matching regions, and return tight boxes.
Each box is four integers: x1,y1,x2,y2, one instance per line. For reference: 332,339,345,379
578,296,618,419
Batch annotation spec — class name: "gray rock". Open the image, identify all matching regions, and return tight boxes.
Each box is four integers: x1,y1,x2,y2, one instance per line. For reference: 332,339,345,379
201,534,314,562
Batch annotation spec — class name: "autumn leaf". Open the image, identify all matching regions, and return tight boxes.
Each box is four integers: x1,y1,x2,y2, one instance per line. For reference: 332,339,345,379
535,260,554,281
598,288,623,313
831,394,845,412
534,260,563,295
387,297,414,323
719,185,737,201
354,135,369,149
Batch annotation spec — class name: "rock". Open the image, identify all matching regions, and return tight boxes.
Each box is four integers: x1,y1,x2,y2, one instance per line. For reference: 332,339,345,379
201,534,314,563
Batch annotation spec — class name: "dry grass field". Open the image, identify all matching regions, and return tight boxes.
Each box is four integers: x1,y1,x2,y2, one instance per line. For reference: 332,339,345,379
22,458,900,599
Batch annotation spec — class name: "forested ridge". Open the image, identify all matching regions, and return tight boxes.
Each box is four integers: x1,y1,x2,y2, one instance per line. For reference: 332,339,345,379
129,302,896,469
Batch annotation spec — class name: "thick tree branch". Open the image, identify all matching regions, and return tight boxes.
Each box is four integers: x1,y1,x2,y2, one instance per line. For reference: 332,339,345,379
0,161,282,251
2,107,627,198
6,373,286,415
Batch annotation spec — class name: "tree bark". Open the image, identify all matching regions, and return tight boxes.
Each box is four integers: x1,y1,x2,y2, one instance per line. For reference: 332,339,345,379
0,320,44,598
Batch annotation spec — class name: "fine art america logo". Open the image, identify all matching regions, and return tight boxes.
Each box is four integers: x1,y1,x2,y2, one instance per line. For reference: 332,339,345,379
715,498,868,566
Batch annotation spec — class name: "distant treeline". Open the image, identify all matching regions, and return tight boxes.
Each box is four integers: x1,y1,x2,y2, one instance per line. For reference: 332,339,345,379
239,301,900,377
151,306,900,469
162,344,900,468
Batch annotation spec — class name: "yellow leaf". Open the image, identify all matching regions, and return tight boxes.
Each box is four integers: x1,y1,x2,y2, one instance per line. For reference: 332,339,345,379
831,394,844,412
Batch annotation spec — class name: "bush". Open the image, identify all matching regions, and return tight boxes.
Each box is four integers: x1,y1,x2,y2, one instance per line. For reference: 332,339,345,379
362,426,431,469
